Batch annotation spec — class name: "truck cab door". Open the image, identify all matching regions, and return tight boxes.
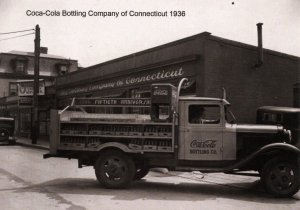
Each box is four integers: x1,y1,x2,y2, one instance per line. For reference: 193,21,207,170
178,101,223,160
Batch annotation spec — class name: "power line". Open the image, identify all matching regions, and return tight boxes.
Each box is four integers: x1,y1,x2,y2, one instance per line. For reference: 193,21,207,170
0,28,34,35
0,32,35,42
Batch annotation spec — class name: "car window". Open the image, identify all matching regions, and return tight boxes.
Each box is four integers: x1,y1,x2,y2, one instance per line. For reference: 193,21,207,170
262,113,283,123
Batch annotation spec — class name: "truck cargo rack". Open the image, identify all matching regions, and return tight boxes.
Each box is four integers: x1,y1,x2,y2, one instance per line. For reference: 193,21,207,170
49,81,187,155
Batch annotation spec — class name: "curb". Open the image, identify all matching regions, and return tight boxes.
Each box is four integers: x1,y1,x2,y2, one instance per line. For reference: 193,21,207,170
16,142,49,151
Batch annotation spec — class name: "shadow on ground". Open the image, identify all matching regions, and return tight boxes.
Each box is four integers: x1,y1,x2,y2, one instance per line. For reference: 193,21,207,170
14,176,299,204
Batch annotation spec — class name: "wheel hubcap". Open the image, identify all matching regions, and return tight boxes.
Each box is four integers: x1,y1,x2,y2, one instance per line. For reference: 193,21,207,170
103,158,126,180
270,164,295,191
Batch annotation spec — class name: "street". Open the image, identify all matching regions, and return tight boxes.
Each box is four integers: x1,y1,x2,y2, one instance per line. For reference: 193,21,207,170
0,145,299,210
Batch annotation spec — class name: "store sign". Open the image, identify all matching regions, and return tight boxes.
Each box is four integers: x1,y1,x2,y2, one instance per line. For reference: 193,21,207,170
58,65,192,97
74,98,151,107
18,81,45,96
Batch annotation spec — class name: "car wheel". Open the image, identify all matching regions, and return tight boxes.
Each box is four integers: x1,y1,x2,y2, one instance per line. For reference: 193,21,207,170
0,129,9,142
95,150,135,189
261,157,300,197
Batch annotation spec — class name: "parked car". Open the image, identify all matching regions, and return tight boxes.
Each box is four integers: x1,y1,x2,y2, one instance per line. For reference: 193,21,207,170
257,106,300,148
0,117,16,144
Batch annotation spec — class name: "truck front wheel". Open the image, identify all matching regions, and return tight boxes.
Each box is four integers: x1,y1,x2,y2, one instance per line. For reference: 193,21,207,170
95,150,136,189
261,157,300,197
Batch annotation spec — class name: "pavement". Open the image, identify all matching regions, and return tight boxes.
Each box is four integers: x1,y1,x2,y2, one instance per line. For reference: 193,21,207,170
16,136,49,150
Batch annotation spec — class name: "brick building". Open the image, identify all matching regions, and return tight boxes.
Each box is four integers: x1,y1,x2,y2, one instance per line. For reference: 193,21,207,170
0,48,78,137
56,32,300,123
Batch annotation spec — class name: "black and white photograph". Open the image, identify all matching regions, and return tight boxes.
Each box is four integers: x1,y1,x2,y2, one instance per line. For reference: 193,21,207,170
0,0,299,209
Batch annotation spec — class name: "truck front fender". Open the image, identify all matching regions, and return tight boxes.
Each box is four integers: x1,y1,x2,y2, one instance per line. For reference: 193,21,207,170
224,143,300,172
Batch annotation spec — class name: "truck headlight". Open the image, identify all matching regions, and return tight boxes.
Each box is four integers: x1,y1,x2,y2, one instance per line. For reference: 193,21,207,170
283,129,292,143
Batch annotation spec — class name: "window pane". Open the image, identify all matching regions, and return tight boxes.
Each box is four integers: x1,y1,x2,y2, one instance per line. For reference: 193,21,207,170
9,83,17,95
189,105,220,124
15,60,25,72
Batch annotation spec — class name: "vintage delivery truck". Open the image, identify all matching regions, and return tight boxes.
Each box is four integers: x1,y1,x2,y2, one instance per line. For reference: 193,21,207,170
44,79,300,197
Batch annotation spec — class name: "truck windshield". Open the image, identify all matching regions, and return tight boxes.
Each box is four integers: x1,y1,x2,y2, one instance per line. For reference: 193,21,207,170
225,105,236,124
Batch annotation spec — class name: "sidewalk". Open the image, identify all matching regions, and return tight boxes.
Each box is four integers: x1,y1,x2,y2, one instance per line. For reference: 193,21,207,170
16,136,49,150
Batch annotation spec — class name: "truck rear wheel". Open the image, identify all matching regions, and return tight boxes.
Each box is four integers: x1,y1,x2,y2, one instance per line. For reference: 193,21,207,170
94,150,135,189
261,157,300,197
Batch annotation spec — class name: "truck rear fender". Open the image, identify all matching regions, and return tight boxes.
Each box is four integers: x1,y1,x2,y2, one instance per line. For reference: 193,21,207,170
96,142,134,153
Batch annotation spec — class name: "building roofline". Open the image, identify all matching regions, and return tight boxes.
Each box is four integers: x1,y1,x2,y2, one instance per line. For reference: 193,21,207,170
0,72,55,79
208,35,300,61
60,31,299,79
0,51,78,62
64,32,211,76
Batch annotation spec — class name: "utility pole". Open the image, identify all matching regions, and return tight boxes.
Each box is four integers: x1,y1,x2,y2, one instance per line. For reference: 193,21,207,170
31,24,40,144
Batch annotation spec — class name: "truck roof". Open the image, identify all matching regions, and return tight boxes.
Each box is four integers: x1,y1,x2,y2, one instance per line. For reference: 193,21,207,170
179,96,230,105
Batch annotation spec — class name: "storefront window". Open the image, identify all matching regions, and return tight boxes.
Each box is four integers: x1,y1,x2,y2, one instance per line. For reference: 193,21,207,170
20,109,31,136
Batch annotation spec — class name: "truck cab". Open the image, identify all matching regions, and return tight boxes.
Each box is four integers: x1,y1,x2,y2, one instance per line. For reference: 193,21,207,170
178,97,236,162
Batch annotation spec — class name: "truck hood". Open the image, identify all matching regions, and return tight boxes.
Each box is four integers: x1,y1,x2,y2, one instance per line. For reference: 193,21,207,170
236,124,283,133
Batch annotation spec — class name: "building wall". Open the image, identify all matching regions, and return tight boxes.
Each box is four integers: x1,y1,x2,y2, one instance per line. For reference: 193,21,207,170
55,33,300,124
203,36,300,123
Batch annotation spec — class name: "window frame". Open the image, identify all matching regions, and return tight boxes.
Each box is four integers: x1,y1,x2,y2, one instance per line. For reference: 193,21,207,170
9,82,18,96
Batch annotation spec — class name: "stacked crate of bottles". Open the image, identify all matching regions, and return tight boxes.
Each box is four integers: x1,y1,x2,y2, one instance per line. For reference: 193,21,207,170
128,139,143,150
128,125,143,136
86,137,101,148
60,136,86,148
144,125,159,137
59,122,172,152
60,124,74,134
89,125,102,135
158,126,172,137
60,123,87,135
60,123,87,148
87,124,144,137
143,125,173,152
157,140,172,152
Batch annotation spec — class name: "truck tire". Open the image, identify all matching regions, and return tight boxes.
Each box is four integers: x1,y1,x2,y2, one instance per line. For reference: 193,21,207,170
134,167,150,180
94,150,136,189
261,157,300,197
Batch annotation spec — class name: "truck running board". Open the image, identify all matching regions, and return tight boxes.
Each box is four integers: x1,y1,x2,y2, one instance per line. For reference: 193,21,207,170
174,166,226,173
